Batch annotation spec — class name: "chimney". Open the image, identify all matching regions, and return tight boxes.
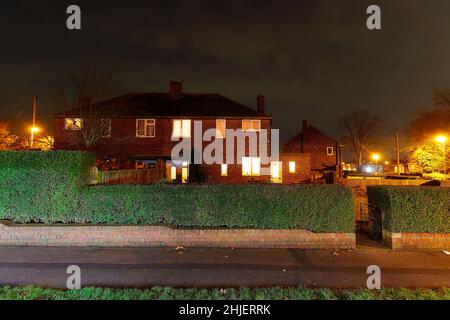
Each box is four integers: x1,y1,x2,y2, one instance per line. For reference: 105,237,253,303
257,95,265,114
302,119,309,131
170,80,183,98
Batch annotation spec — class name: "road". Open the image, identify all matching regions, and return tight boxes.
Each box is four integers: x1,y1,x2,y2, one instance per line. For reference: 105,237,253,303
0,241,449,289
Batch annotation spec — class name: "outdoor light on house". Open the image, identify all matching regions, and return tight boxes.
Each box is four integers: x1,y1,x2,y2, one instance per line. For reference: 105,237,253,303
31,126,40,133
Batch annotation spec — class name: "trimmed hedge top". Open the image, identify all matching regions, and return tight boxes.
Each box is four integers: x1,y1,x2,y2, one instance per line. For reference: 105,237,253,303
367,186,450,233
0,151,355,232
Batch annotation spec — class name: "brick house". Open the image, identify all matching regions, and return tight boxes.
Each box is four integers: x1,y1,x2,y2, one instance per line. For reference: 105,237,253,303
283,120,338,174
53,81,311,184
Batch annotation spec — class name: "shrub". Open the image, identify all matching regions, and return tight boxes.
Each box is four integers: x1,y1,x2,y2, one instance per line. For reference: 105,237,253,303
0,151,354,232
79,184,354,232
367,186,450,233
0,151,95,223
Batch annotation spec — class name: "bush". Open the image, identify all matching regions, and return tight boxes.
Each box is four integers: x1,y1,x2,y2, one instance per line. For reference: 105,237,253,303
367,186,450,233
79,184,354,232
0,151,95,223
0,151,354,232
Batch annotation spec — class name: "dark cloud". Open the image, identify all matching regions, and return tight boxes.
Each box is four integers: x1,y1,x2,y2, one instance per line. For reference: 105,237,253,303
0,0,449,148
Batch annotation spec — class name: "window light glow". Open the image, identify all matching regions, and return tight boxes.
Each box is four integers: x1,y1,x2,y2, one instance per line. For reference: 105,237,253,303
289,161,296,173
221,164,228,176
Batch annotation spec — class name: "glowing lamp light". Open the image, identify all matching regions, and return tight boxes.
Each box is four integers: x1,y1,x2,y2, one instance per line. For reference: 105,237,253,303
31,126,40,133
371,154,380,161
435,135,448,144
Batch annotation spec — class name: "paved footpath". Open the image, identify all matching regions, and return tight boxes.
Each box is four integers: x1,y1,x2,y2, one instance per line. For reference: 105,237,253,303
0,242,449,289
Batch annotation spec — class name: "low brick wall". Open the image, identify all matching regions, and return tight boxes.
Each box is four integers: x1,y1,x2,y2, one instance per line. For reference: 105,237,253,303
383,230,450,250
0,221,355,249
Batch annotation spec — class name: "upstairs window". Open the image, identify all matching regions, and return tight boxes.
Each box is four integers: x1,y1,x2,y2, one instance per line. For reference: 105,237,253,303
101,119,111,138
216,119,226,138
136,119,155,138
172,119,191,138
327,147,334,156
64,118,82,131
242,120,261,132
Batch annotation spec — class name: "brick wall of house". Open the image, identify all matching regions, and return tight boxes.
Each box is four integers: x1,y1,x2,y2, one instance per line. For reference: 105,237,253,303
279,152,311,184
283,122,338,171
0,222,356,249
383,230,450,250
54,117,272,161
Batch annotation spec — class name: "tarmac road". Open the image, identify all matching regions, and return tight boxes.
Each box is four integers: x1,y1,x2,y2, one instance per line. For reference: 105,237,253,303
0,243,448,289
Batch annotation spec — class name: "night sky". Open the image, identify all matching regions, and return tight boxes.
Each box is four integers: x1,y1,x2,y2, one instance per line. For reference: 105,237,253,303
1,0,450,151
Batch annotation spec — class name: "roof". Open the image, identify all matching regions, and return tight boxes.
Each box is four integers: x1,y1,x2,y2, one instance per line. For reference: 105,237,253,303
54,93,272,119
282,124,337,152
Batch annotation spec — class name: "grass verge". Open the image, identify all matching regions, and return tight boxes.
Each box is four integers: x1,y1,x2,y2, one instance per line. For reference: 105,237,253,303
0,286,448,300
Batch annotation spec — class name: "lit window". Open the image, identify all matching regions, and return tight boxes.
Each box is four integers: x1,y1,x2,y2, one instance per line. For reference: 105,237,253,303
242,120,261,132
101,119,111,138
216,119,226,138
182,162,189,184
170,166,177,180
327,147,334,156
221,164,228,176
172,120,191,138
270,161,282,183
289,161,296,173
64,118,82,131
136,119,155,137
242,157,261,176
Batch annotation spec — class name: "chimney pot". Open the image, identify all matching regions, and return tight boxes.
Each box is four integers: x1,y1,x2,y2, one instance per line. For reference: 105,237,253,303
170,80,183,98
257,95,265,114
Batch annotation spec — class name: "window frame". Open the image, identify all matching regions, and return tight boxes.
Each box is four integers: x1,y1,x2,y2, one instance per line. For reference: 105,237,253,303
242,119,261,132
101,119,112,138
172,119,192,139
327,147,334,156
64,118,83,131
216,119,226,139
289,161,296,173
221,164,228,176
136,119,156,138
242,157,261,177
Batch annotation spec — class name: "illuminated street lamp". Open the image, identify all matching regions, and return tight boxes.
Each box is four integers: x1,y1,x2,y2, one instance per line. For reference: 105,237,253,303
435,135,448,175
371,153,380,164
30,126,40,149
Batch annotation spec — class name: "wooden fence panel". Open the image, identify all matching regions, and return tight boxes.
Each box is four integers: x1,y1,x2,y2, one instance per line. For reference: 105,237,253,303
98,169,166,185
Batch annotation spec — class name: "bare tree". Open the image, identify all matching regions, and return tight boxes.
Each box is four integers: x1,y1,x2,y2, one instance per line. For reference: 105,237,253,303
339,110,382,167
57,61,127,149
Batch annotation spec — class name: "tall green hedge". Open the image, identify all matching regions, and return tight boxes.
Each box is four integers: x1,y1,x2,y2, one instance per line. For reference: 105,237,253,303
0,151,95,223
367,186,450,233
78,184,354,232
0,151,355,232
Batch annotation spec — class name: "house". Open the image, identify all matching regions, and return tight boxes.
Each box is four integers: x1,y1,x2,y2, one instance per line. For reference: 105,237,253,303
283,120,338,175
53,81,311,184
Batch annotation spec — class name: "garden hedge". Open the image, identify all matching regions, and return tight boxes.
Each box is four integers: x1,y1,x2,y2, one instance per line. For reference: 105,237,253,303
0,151,354,232
367,186,450,233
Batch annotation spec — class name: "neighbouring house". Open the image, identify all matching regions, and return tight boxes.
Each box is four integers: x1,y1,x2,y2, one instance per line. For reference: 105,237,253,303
53,81,311,184
282,120,339,179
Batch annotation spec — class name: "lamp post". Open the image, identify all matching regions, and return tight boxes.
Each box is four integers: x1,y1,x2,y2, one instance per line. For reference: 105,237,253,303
435,135,448,176
371,153,381,173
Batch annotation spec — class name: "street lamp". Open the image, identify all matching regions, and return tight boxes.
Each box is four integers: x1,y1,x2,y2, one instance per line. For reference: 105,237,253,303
435,135,448,175
371,153,381,173
30,126,40,149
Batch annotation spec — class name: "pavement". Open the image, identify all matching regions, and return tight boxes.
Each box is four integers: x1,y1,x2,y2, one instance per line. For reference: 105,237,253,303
0,238,449,289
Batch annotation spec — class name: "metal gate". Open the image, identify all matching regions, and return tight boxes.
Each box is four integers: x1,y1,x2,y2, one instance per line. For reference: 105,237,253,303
358,203,383,241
